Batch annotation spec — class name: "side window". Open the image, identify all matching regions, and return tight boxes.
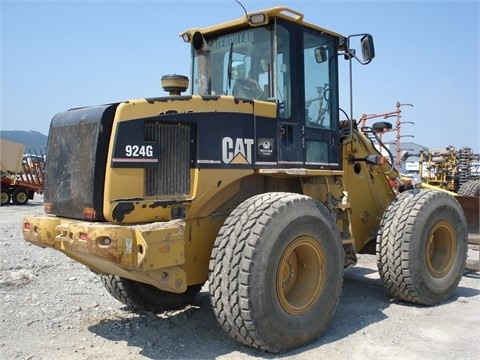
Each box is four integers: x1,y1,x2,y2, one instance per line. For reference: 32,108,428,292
304,32,333,129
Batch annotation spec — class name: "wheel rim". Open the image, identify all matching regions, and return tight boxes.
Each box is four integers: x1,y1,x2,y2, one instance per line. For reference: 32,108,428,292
1,192,9,205
16,191,27,204
425,220,456,278
276,236,325,315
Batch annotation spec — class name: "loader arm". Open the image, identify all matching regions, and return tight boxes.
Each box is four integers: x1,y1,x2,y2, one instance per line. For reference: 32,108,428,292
342,124,398,252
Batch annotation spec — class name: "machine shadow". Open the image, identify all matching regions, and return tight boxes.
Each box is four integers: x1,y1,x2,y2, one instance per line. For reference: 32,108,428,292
88,264,478,359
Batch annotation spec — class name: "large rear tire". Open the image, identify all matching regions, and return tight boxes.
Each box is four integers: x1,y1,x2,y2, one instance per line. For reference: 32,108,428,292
12,189,28,205
209,192,344,352
1,189,10,206
376,189,468,305
101,275,202,312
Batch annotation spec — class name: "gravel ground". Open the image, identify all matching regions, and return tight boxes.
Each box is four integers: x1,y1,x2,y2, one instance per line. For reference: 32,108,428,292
1,195,479,360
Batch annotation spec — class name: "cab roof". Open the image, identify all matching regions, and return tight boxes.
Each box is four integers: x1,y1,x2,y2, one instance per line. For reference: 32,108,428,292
180,6,343,40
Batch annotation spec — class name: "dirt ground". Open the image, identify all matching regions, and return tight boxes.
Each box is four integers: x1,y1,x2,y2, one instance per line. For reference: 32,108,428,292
1,195,479,360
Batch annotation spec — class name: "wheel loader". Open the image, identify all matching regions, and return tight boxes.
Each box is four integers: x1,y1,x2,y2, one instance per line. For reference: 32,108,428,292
22,6,468,353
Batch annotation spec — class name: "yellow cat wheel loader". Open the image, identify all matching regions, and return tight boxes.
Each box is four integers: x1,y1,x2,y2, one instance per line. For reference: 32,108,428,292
22,7,468,353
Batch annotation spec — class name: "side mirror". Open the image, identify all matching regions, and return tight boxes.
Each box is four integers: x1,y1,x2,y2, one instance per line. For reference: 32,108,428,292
314,47,328,63
360,34,375,62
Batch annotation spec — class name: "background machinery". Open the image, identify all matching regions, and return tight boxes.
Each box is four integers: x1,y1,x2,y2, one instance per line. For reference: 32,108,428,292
1,139,45,206
416,146,479,193
22,7,469,352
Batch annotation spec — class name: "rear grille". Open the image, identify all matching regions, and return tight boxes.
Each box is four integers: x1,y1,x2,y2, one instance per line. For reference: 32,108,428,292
144,122,191,196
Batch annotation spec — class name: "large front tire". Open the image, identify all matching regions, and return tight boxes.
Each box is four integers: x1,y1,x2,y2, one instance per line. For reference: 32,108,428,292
376,189,468,305
209,192,344,352
101,275,202,312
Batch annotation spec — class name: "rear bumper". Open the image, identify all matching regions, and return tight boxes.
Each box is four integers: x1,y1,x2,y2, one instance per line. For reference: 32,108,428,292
22,215,187,293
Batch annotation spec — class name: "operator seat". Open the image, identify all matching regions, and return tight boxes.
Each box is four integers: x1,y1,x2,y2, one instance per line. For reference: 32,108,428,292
232,78,265,100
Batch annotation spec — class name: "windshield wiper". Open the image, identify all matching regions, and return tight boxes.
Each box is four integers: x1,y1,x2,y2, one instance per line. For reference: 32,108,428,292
226,42,233,95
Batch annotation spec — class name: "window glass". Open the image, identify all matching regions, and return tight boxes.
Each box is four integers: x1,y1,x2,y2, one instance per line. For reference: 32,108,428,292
303,32,334,129
191,27,272,99
190,23,291,120
306,140,328,164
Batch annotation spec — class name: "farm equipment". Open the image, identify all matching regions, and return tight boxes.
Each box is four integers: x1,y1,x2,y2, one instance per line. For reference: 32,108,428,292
1,139,45,206
414,146,479,192
22,7,469,352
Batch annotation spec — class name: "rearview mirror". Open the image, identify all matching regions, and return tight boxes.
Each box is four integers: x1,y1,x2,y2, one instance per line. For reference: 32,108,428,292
360,34,375,62
314,47,328,63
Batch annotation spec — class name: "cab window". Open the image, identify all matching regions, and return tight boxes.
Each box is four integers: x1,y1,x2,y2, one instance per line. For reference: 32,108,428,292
303,32,335,129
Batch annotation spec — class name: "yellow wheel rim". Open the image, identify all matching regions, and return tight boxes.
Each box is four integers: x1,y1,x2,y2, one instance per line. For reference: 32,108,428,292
425,220,456,278
276,236,325,315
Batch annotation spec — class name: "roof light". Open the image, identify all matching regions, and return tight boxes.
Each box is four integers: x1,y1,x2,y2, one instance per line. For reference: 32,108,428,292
249,13,267,25
181,32,191,42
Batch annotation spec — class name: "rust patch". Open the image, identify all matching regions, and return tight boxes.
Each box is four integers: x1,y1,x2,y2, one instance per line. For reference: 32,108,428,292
149,199,192,209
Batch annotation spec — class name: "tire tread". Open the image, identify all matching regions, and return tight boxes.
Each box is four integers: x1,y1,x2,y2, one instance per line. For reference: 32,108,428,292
376,189,468,304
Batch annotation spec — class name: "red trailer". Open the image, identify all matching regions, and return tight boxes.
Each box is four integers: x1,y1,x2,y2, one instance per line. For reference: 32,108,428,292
1,139,45,206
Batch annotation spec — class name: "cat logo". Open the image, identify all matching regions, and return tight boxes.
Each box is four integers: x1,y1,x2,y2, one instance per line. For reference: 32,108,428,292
222,137,254,164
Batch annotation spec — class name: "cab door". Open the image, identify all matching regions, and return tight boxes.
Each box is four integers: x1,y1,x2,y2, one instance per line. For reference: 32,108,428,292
302,31,340,169
275,22,340,169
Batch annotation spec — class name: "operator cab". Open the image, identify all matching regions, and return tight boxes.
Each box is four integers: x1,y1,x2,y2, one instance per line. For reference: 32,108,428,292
181,7,373,170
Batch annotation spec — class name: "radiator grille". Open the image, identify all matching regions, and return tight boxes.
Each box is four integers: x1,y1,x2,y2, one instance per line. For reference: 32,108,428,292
145,122,191,196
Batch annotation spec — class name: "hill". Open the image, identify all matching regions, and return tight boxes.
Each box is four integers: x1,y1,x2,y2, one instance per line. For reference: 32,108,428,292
0,130,48,154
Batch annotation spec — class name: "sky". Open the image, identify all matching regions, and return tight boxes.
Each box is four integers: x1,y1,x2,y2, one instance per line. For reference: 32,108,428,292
1,0,479,152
